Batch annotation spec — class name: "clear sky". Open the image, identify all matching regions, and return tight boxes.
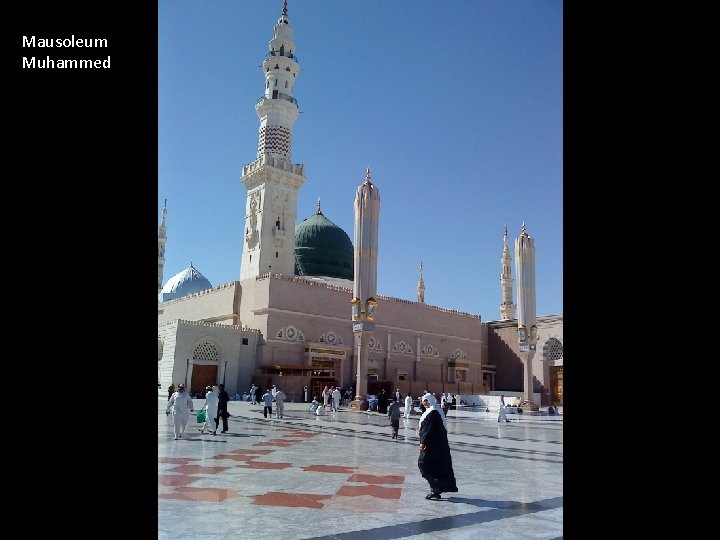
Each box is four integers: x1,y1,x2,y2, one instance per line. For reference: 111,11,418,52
158,0,563,322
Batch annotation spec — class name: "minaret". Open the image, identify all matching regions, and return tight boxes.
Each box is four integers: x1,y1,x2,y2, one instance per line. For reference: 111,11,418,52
350,168,380,407
499,225,516,320
240,0,306,280
158,199,168,298
515,222,538,406
417,261,425,303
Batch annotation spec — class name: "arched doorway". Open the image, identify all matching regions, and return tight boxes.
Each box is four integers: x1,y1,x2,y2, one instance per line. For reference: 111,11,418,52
191,364,218,395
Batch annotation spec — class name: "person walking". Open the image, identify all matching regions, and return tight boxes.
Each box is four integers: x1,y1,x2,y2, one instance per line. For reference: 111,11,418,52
442,393,452,416
199,385,219,435
417,392,458,500
417,391,428,415
262,388,273,418
332,386,341,412
322,386,330,408
388,397,402,439
395,389,402,402
308,396,320,413
249,384,257,404
497,394,510,423
215,383,230,433
377,389,388,414
404,393,413,419
167,383,175,400
274,388,286,418
166,383,194,440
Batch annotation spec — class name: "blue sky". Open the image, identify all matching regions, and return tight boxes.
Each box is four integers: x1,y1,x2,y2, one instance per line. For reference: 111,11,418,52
158,0,563,322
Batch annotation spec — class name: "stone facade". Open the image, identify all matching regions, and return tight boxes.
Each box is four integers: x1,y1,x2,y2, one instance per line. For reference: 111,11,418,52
486,314,563,405
157,276,562,405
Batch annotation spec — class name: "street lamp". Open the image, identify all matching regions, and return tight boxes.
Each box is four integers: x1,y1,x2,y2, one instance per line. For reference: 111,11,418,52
350,169,380,410
515,223,537,407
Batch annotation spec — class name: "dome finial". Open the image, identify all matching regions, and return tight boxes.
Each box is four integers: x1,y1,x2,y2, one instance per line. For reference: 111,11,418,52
316,198,322,215
364,168,372,184
283,0,288,17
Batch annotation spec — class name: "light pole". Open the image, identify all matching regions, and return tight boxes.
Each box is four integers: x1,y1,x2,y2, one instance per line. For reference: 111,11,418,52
350,169,380,411
515,223,538,407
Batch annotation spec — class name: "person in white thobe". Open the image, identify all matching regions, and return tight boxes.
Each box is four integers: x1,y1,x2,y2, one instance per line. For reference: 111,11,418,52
332,387,341,411
200,385,219,434
404,394,413,419
274,390,286,418
166,384,194,439
497,394,510,423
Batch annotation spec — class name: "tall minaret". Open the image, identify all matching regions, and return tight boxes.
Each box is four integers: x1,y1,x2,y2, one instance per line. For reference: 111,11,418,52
158,199,168,298
240,0,306,280
417,261,425,303
515,222,538,405
351,168,380,407
499,225,516,320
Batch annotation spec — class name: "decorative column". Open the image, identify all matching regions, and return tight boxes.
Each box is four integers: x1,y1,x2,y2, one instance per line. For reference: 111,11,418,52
514,223,538,407
350,169,380,410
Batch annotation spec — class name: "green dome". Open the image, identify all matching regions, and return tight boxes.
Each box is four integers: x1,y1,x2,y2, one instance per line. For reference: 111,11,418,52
294,206,354,280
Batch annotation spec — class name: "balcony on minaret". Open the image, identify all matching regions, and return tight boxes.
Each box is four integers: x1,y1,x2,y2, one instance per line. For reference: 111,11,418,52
242,155,304,177
256,93,298,107
265,50,299,62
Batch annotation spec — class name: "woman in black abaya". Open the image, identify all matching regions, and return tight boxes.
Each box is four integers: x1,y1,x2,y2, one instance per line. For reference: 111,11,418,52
417,392,458,500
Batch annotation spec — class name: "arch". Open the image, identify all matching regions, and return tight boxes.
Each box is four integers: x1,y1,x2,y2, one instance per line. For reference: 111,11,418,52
276,325,305,342
543,337,563,362
392,341,413,354
318,330,344,345
368,336,383,352
191,339,221,364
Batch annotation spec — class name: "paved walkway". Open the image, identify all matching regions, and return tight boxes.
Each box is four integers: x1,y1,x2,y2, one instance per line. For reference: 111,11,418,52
158,397,563,539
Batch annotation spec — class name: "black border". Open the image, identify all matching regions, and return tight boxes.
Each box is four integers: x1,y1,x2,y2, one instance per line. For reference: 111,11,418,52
10,3,157,531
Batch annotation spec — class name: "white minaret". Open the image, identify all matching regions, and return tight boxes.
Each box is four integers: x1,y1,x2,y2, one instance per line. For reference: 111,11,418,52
240,0,306,280
515,222,538,406
417,261,425,303
158,199,168,298
499,225,516,320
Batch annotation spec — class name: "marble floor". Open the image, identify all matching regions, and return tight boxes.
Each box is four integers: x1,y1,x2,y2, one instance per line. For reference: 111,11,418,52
158,398,563,539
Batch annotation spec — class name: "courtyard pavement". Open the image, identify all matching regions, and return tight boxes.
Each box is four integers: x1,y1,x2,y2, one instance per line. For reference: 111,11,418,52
158,397,563,539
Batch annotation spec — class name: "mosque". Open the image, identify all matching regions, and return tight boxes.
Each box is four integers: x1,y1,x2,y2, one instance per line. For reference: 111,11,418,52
157,2,563,407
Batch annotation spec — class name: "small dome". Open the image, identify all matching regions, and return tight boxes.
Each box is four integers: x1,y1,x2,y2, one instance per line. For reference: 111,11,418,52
160,262,212,302
294,203,353,280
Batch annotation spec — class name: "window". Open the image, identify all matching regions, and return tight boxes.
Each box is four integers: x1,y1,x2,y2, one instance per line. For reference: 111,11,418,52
544,338,563,361
242,338,249,346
